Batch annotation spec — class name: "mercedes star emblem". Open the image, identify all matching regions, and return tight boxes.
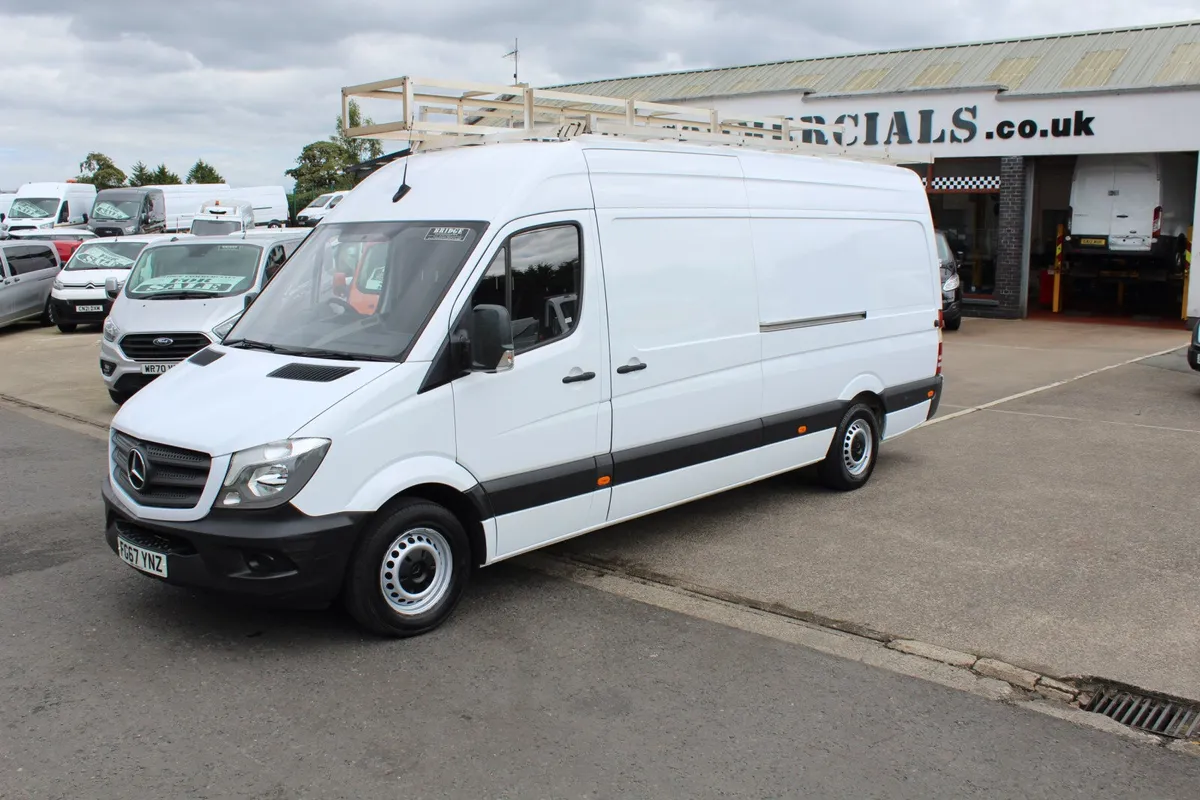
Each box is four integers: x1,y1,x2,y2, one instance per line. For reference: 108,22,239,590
128,448,148,491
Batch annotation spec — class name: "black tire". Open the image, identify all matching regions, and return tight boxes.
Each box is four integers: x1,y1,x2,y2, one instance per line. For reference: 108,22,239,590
343,499,471,637
39,299,53,326
108,389,131,405
57,322,78,333
817,403,881,492
943,314,961,331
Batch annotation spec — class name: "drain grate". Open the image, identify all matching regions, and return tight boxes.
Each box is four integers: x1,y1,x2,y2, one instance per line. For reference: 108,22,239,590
1085,688,1200,739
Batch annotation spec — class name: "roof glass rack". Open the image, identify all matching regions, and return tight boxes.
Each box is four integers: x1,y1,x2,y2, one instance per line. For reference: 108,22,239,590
341,76,932,165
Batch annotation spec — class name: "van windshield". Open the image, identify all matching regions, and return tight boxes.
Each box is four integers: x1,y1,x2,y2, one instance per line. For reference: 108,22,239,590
65,241,147,270
307,194,333,209
224,221,486,361
125,242,263,299
9,198,58,219
92,200,140,220
191,219,243,236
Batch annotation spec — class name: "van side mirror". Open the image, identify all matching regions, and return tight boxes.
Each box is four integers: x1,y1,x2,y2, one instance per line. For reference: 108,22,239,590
469,304,514,372
104,277,121,299
82,213,89,224
244,292,258,311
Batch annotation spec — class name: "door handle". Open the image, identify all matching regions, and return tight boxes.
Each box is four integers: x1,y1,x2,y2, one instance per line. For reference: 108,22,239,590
1116,214,1129,219
10,277,19,283
562,371,596,384
616,362,647,375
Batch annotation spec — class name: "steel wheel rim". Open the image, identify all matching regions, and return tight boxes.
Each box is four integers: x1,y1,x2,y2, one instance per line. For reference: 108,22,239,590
379,527,452,616
842,419,873,477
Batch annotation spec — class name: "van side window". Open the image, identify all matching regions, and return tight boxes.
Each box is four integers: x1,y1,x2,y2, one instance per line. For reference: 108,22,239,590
466,224,581,354
7,245,56,275
58,203,69,224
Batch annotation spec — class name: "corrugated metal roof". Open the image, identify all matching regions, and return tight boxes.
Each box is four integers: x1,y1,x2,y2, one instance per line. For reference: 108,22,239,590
546,21,1200,101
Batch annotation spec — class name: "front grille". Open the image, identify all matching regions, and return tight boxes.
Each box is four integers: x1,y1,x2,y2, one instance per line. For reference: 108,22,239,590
119,333,211,362
112,519,197,556
111,430,212,509
92,227,124,237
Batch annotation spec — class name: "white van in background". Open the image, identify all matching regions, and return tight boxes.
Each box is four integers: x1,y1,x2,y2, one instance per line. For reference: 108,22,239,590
229,186,289,227
1065,152,1197,269
152,184,230,232
1,182,97,237
190,200,255,235
295,191,348,226
101,136,943,638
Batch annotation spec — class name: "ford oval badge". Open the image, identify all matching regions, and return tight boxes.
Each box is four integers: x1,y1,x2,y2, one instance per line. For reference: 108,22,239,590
153,337,174,347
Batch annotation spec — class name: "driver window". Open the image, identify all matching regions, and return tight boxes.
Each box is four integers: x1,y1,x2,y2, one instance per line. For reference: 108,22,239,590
58,202,69,224
464,224,581,354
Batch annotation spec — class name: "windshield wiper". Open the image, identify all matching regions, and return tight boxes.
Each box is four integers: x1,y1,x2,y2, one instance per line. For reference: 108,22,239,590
289,348,395,362
144,290,221,300
223,338,280,352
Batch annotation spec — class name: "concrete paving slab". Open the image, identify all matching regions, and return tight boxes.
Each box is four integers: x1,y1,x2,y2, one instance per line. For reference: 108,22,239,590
554,372,1200,701
0,322,113,427
940,318,1186,411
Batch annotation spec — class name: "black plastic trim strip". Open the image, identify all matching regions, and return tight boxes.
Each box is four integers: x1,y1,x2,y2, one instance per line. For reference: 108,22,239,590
883,377,942,413
482,456,599,517
761,401,845,446
613,419,762,485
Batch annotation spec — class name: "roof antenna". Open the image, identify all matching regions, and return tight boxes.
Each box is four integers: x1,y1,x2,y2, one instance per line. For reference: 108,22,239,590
392,118,414,203
504,38,519,85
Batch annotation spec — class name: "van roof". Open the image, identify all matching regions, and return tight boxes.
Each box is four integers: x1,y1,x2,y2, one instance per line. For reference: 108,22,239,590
144,231,306,250
17,182,96,195
330,136,926,227
85,233,192,245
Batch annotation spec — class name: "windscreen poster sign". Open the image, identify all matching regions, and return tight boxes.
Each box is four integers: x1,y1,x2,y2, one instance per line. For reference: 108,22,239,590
717,90,1196,158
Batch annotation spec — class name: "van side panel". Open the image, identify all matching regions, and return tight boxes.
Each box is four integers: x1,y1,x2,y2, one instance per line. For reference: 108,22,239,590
1160,152,1198,239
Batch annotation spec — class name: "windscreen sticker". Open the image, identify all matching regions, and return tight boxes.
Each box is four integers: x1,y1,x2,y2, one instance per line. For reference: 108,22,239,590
425,226,470,242
133,274,248,294
91,202,131,220
10,199,51,218
76,246,137,268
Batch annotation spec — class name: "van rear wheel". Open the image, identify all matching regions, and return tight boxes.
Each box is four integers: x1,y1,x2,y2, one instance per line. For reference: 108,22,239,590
817,404,880,491
343,499,471,638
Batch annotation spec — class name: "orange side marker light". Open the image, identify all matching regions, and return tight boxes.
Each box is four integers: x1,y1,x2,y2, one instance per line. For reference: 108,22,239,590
796,426,808,435
597,476,612,487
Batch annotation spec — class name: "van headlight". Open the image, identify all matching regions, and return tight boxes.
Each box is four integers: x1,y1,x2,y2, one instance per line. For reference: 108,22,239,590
103,317,121,342
942,273,960,292
211,313,241,341
53,277,64,290
219,438,331,509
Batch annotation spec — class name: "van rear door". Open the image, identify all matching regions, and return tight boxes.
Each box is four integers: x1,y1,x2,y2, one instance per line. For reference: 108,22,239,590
1069,155,1116,245
1109,154,1159,252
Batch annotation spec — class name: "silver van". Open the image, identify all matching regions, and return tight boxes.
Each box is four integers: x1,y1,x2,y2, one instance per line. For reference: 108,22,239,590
0,241,60,328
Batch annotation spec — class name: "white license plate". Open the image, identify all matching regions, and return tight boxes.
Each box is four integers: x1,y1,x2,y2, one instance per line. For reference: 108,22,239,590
76,304,104,313
117,537,168,578
141,363,175,375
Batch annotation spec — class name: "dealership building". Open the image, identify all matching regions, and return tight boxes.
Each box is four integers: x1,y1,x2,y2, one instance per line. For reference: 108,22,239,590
552,21,1200,324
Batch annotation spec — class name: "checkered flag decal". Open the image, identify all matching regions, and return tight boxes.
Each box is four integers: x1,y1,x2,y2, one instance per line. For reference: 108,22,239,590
921,176,1002,191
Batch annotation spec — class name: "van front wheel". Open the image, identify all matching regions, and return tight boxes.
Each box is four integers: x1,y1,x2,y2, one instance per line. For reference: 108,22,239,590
817,404,880,491
343,499,471,637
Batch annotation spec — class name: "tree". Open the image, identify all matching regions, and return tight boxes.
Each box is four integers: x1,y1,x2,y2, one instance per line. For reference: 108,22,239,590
286,140,352,198
333,99,384,165
186,159,225,185
127,162,153,187
146,164,182,185
76,152,127,190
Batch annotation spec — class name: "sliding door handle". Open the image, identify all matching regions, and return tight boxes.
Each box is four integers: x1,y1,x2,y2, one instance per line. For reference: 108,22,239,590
562,371,596,384
616,362,647,375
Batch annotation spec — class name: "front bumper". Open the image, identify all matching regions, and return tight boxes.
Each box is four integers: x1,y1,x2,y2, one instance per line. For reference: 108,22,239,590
50,291,111,325
103,478,364,607
296,216,319,227
98,333,213,395
1188,345,1200,372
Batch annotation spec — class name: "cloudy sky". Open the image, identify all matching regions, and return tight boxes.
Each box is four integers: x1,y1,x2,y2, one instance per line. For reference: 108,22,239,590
2,0,1198,192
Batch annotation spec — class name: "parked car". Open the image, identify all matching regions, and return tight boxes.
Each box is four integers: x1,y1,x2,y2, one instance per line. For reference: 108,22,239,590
935,230,962,330
295,190,347,226
99,230,304,403
0,239,61,328
6,228,96,264
100,138,943,638
189,200,255,236
50,234,186,332
88,187,167,237
0,182,96,238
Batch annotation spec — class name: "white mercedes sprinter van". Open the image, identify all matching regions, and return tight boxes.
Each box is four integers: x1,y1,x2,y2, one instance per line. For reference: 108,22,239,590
103,138,943,637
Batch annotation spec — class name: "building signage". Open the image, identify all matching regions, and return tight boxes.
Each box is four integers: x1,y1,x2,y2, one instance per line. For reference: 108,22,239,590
792,108,1096,147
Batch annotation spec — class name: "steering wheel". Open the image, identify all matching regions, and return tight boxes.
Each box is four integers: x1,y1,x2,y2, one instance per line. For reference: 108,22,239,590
326,296,364,316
